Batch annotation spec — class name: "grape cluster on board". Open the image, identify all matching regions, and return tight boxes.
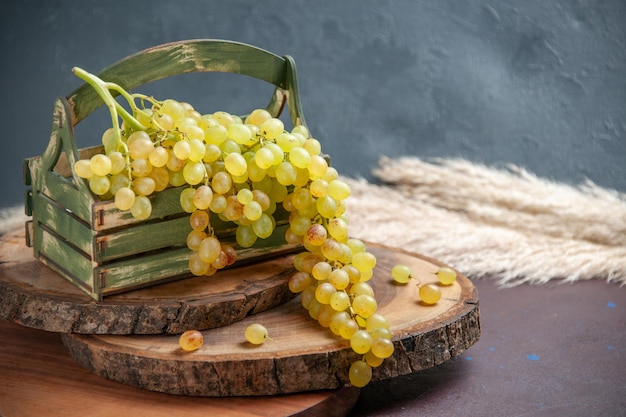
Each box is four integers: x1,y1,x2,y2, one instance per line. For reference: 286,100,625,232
72,67,397,388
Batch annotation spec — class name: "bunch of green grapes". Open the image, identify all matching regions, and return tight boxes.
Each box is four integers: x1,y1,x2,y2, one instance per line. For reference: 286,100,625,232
72,67,393,388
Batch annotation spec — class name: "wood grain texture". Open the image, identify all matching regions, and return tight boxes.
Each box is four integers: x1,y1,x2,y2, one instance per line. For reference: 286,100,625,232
62,244,480,397
0,320,359,417
0,228,296,335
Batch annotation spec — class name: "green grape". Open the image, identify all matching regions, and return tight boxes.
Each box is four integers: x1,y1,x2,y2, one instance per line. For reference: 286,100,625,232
349,282,374,297
169,169,186,187
321,238,343,261
301,285,316,310
108,151,126,174
236,224,257,248
419,283,441,305
437,266,457,285
245,108,272,126
254,147,274,169
291,124,309,138
311,261,332,281
288,271,312,293
224,152,247,177
211,171,232,195
252,213,274,239
317,304,335,328
167,154,186,172
160,99,185,121
350,330,373,355
365,313,390,332
114,187,135,211
237,188,254,205
243,200,263,221
303,138,321,155
288,147,311,169
130,195,152,220
315,282,336,304
322,166,339,183
89,175,110,195
342,265,361,284
188,252,211,276
179,329,203,351
275,161,297,185
203,143,222,163
209,194,227,214
316,195,337,219
265,142,284,165
329,310,351,335
89,154,112,177
346,238,366,254
276,132,298,152
369,327,392,341
74,159,93,179
153,112,174,130
289,215,311,236
308,155,328,179
110,174,131,197
128,132,154,160
252,189,270,211
309,179,328,197
268,182,288,203
228,123,254,146
391,264,412,284
148,146,169,168
294,167,310,187
245,323,270,345
371,337,394,359
247,159,266,182
352,294,377,318
291,188,313,210
259,117,284,140
205,124,228,145
339,318,359,340
213,111,234,127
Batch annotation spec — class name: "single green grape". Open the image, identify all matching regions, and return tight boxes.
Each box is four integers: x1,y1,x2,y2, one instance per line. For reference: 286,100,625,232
391,264,412,284
245,323,270,345
437,266,457,285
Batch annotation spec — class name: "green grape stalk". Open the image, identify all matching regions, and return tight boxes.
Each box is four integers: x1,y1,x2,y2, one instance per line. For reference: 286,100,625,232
71,67,394,388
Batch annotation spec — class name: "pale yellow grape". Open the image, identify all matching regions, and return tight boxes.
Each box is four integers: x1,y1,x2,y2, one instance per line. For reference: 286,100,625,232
150,167,169,192
209,194,227,214
130,158,152,178
173,140,191,160
243,201,263,221
291,188,313,210
153,112,174,130
289,147,311,169
419,283,441,305
130,195,152,220
303,138,321,155
205,124,228,145
221,139,241,155
371,338,394,359
365,351,384,368
311,261,332,281
370,327,392,341
178,329,203,351
175,115,198,130
128,132,154,160
189,209,209,231
347,238,366,254
288,271,312,293
188,138,206,162
223,196,244,221
252,213,274,238
339,318,359,340
349,282,374,297
224,153,247,177
322,166,339,182
309,179,328,197
89,175,110,195
74,160,93,179
285,227,301,244
342,265,361,284
89,154,112,177
136,109,152,128
327,217,349,241
160,99,185,121
294,167,310,187
133,176,156,196
186,229,206,251
179,187,197,213
329,290,350,311
308,155,328,178
321,238,343,261
315,282,336,304
108,151,126,174
188,252,210,276
317,304,335,328
268,182,288,202
352,294,377,318
437,266,457,285
167,154,186,172
114,187,135,211
245,323,270,345
213,111,234,127
275,161,297,185
338,243,353,264
101,127,116,147
316,195,337,218
193,185,213,210
237,188,254,205
245,108,272,126
198,236,221,263
181,161,205,185
329,311,351,335
329,268,350,290
148,146,169,168
212,171,232,194
247,159,266,182
359,268,374,282
365,313,390,332
306,223,327,246
252,190,270,211
228,123,254,146
110,174,131,196
259,117,284,140
289,215,311,236
236,224,258,248
391,264,412,284
352,251,377,272
276,132,298,151
328,179,351,200
350,330,373,355
232,171,249,184
203,143,222,163
301,286,316,309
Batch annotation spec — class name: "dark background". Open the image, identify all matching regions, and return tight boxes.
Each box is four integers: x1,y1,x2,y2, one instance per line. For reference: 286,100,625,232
1,0,625,210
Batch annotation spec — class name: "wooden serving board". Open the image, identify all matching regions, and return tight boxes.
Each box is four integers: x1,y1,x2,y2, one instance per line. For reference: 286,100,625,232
0,227,295,334
62,244,480,397
0,320,359,417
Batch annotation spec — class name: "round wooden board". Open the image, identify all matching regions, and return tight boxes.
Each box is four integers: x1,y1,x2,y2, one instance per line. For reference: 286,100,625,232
62,244,481,397
0,227,296,334
0,320,359,417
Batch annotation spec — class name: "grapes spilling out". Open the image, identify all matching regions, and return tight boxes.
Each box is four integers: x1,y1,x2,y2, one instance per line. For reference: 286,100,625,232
72,67,397,387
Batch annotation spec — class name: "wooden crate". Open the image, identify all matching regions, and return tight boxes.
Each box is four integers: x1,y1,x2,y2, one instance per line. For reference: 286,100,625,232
23,40,308,301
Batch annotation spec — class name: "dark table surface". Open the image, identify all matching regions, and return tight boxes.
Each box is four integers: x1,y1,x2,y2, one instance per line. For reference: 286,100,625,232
350,277,626,417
